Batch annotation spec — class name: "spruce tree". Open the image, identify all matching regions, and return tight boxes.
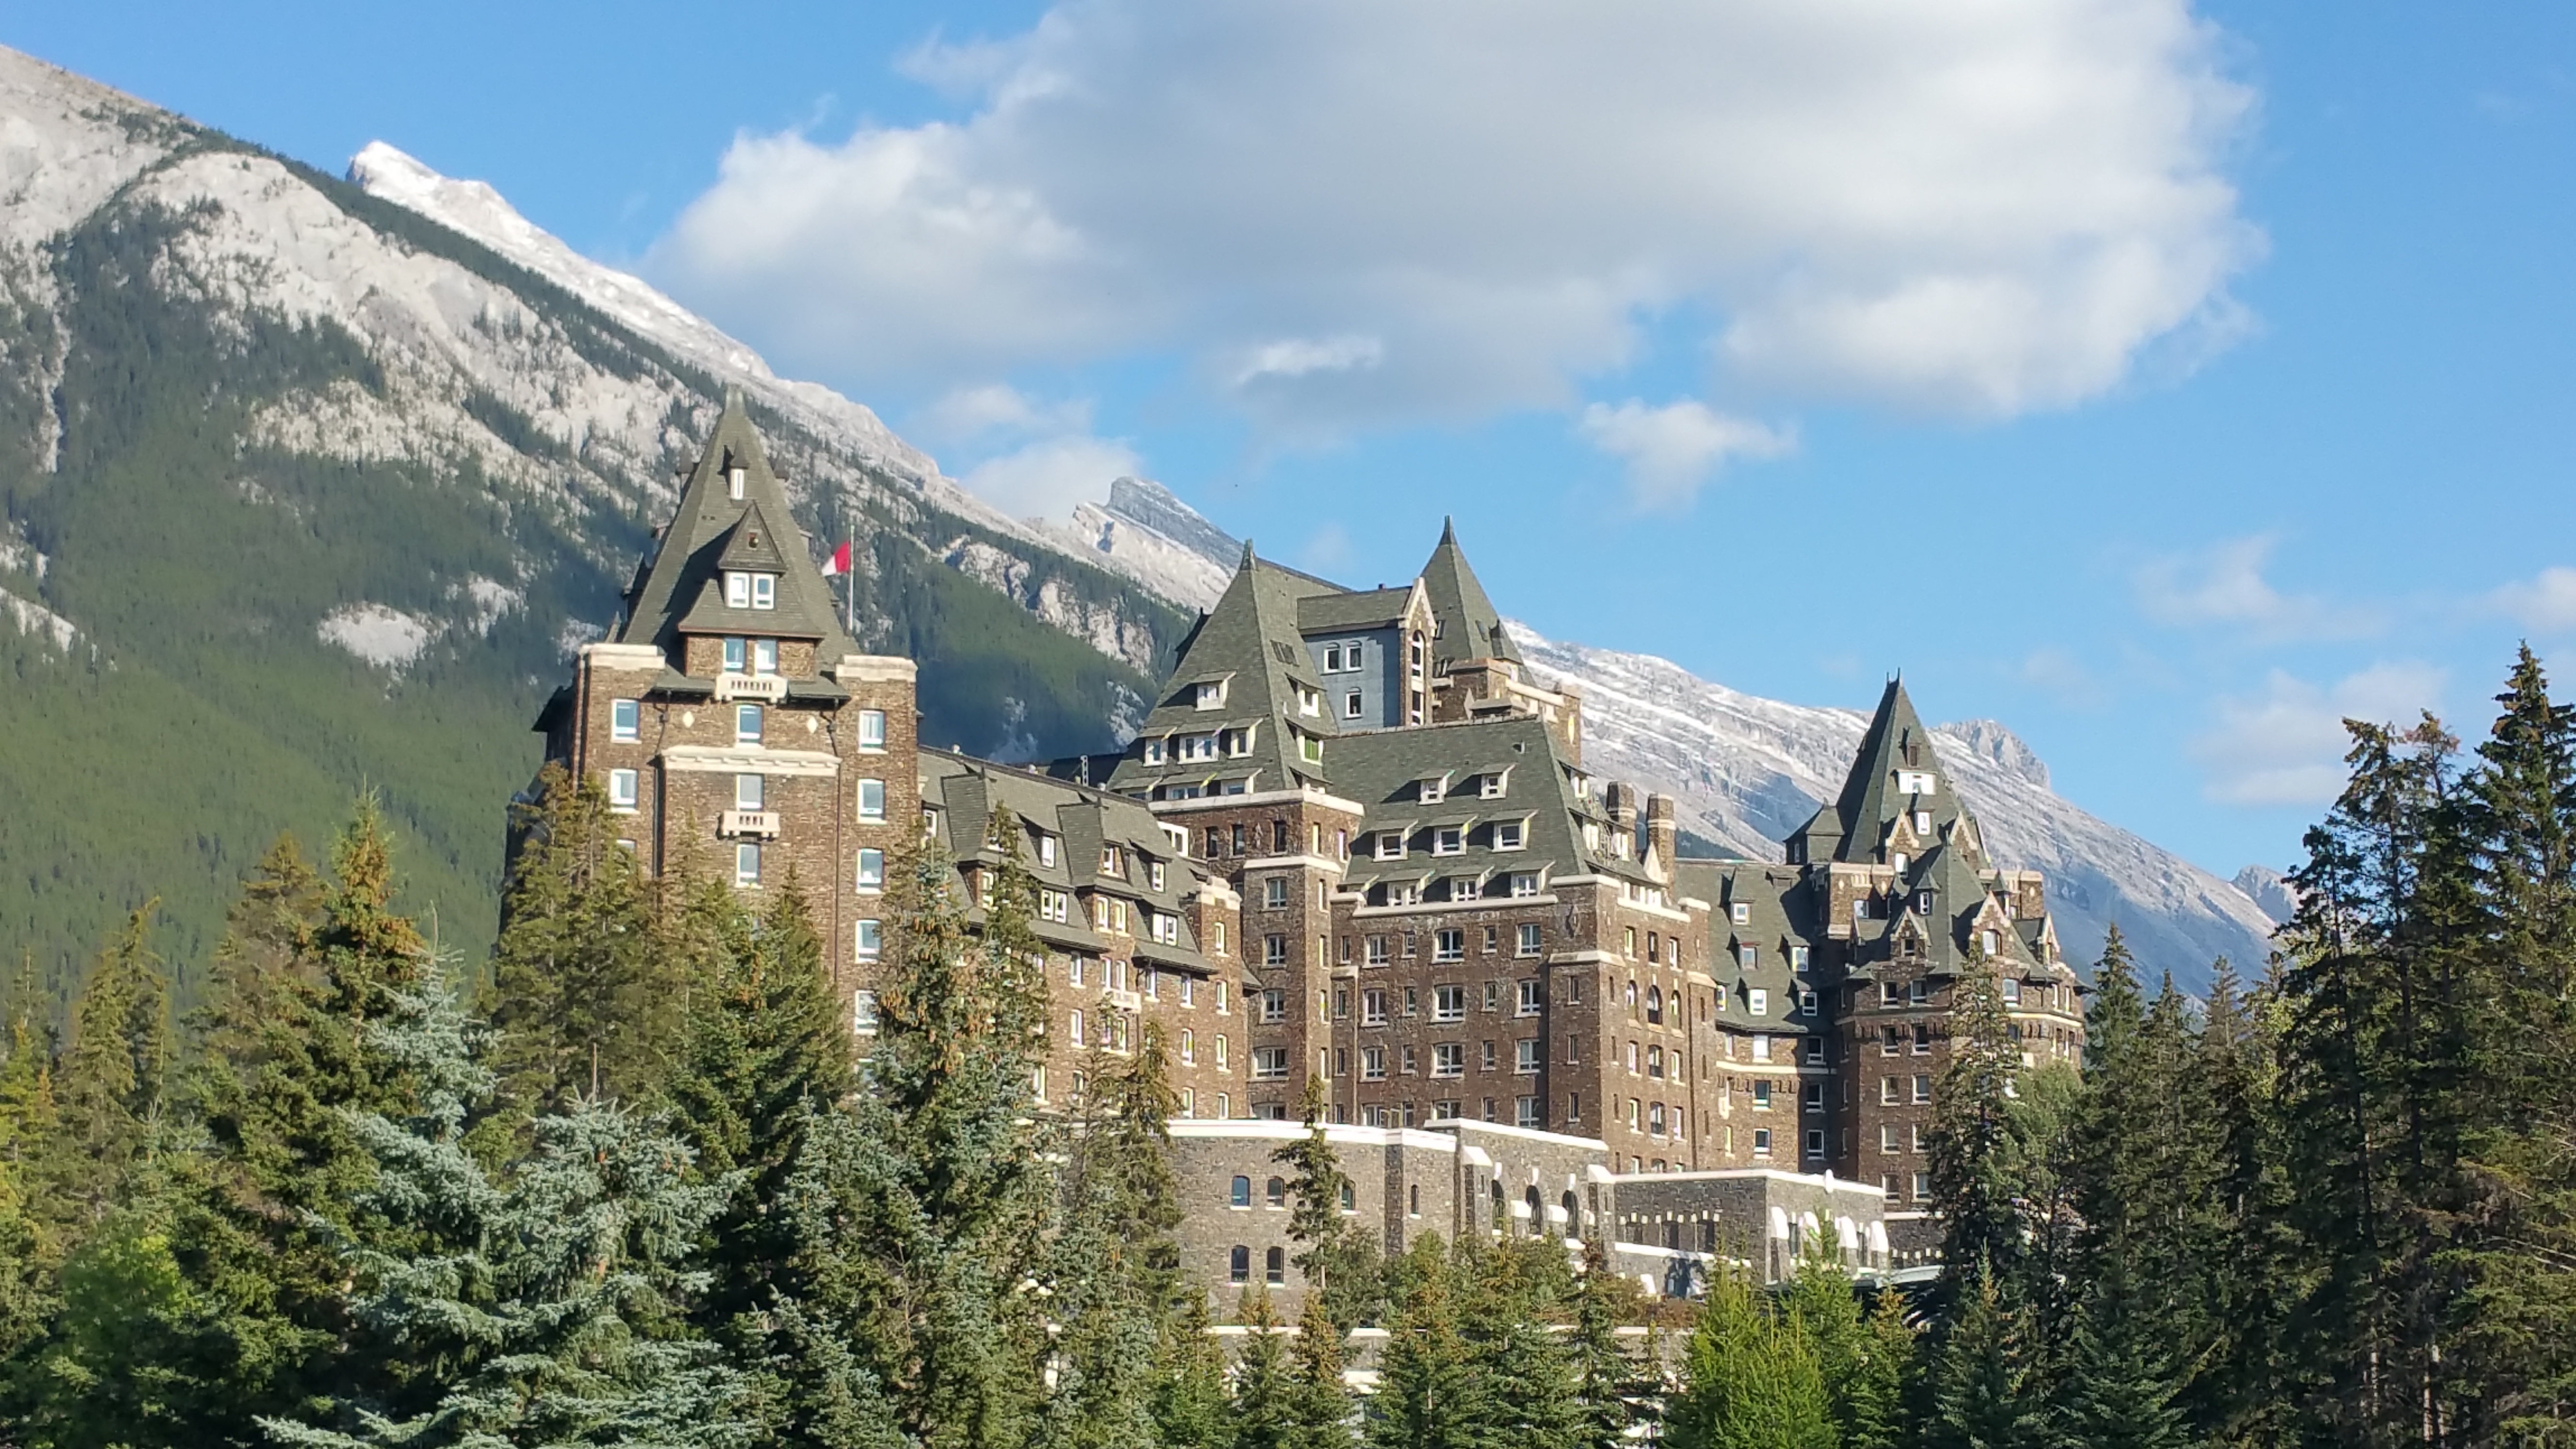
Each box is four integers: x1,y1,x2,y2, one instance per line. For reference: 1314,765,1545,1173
1273,1078,1382,1335
2058,1255,2192,1449
1287,1290,1352,1449
487,765,679,1112
661,874,852,1366
1923,1261,2048,1449
1568,1237,1641,1449
1456,1233,1584,1449
190,832,324,1068
44,902,170,1229
261,985,748,1449
1927,964,2023,1295
766,833,1054,1449
1149,1292,1232,1449
1665,1266,1832,1449
1366,1234,1481,1449
1787,1235,1902,1449
1232,1287,1296,1449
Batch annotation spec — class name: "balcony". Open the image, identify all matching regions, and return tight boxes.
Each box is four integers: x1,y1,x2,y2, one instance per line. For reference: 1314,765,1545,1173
720,810,780,838
714,672,788,703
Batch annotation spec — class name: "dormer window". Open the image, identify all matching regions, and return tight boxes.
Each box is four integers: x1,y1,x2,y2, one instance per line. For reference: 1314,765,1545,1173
1298,687,1321,716
1419,773,1448,804
1915,810,1934,837
724,572,778,610
1100,845,1124,876
1194,679,1226,710
1899,770,1936,795
752,575,775,609
1479,771,1509,799
1143,738,1166,765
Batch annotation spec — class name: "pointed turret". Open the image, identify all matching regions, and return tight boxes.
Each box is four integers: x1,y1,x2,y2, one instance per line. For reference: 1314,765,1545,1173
617,388,860,666
1107,550,1342,799
1417,518,1518,670
1813,676,1975,867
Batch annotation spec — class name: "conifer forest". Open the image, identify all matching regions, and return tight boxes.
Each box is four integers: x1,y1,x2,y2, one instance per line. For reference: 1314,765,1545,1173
4,644,2576,1448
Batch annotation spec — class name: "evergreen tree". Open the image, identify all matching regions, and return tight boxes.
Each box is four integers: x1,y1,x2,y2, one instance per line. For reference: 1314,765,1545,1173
2191,957,2297,1444
1666,1266,1832,1449
767,834,1054,1449
1568,1237,1642,1449
1232,1287,1296,1449
1924,1262,2049,1449
661,874,852,1368
486,765,678,1113
262,984,748,1449
0,951,59,1364
190,832,324,1068
1367,1234,1481,1449
1150,1292,1232,1449
1787,1236,1903,1449
1287,1290,1351,1449
1927,964,2023,1296
1273,1079,1382,1335
2058,1256,2193,1449
1456,1234,1584,1449
43,902,170,1229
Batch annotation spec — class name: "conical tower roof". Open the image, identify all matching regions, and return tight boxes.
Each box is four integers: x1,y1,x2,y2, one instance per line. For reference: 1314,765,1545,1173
618,388,859,663
1818,677,1974,866
1418,516,1519,670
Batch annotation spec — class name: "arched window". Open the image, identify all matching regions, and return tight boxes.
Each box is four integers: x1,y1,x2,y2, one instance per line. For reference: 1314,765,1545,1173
1646,985,1663,1024
1229,1246,1250,1284
1408,1184,1420,1216
1562,1191,1580,1235
1526,1185,1543,1223
1265,1176,1287,1208
1230,1175,1251,1208
1264,1246,1285,1285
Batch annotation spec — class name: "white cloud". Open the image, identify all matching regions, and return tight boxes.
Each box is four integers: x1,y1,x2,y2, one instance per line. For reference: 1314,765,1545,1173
914,383,1092,446
960,434,1145,520
2134,534,2377,641
649,0,2259,434
1578,399,1792,507
2191,662,2445,806
2490,565,2576,634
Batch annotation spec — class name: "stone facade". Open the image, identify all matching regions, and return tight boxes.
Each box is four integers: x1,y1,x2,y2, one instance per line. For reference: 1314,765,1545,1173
524,404,2080,1295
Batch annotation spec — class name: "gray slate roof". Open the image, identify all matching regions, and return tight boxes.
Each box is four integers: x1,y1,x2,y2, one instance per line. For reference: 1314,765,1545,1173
1419,518,1521,670
616,389,859,663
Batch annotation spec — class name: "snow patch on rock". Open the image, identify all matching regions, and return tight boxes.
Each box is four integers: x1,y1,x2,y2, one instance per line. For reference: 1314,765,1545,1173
1,583,75,652
319,603,432,669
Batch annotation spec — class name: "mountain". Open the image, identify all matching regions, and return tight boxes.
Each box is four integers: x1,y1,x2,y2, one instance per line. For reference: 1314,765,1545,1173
0,48,1194,999
0,43,2278,1004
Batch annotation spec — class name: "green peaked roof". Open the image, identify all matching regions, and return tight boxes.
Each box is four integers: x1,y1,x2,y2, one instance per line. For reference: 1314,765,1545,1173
1820,677,1975,866
1419,518,1519,670
1107,550,1342,796
617,388,859,661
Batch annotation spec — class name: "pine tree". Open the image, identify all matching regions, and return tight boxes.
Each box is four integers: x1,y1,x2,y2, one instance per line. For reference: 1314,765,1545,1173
1665,1266,1833,1449
487,764,679,1114
661,874,852,1366
2058,1255,2192,1449
1454,1233,1584,1449
1149,1292,1232,1449
1233,1287,1296,1449
1287,1290,1352,1449
191,832,324,1068
766,834,1054,1449
1928,964,2023,1296
261,984,749,1449
1924,1261,2049,1449
43,901,170,1230
1787,1236,1903,1449
1366,1234,1481,1449
1568,1237,1641,1449
0,950,59,1363
2192,957,2298,1443
1274,1078,1382,1335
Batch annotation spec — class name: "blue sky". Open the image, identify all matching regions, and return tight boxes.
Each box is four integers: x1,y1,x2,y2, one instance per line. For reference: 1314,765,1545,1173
11,1,2576,882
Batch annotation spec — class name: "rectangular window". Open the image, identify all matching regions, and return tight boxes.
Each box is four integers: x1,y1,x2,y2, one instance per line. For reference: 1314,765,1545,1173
1752,1079,1773,1110
1264,876,1289,908
1752,1034,1772,1063
1375,831,1405,860
1516,923,1543,957
1433,826,1463,855
1215,1035,1229,1069
735,773,764,811
1260,989,1288,1024
1516,980,1542,1016
1517,1096,1542,1128
857,779,886,821
856,709,887,749
1433,984,1467,1021
1806,1129,1826,1158
1363,989,1388,1025
751,638,778,675
735,843,761,886
1264,934,1288,967
853,989,880,1034
724,636,747,672
611,698,640,742
1754,1128,1773,1158
1915,1074,1933,1104
1515,1039,1542,1074
1434,929,1465,964
1433,1043,1465,1078
1253,1047,1289,1081
1493,819,1524,850
1749,988,1768,1017
726,573,750,608
1366,936,1390,968
607,768,639,812
1363,1047,1387,1081
854,919,881,961
1914,1172,1933,1202
735,704,763,743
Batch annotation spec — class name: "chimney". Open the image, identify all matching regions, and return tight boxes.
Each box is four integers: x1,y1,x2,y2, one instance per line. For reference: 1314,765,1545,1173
1605,781,1639,835
1644,792,1677,867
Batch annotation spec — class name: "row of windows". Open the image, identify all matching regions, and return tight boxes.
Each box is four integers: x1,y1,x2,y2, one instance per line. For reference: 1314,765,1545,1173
1340,1038,1543,1080
1336,979,1546,1023
1203,820,1350,861
1368,819,1528,858
604,701,888,750
1347,1096,1546,1129
1344,920,1547,970
604,769,890,822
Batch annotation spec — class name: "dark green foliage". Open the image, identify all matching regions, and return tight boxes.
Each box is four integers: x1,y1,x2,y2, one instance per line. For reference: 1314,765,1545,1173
0,140,1191,1025
1787,1241,1908,1449
1569,1237,1648,1449
485,765,681,1113
1148,1293,1230,1449
1923,1263,2050,1449
1231,1288,1297,1449
1365,1234,1481,1449
1667,1266,1833,1449
42,902,169,1229
1927,965,2023,1296
1272,1079,1382,1336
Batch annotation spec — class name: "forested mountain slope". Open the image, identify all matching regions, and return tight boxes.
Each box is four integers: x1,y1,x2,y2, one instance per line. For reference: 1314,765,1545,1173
0,48,1190,1002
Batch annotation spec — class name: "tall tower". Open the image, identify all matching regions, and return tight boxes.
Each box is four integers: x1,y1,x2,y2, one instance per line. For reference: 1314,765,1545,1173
528,389,920,1011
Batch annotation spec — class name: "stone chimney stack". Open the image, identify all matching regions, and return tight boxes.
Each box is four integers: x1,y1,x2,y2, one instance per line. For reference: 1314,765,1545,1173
1605,781,1640,839
1644,792,1678,868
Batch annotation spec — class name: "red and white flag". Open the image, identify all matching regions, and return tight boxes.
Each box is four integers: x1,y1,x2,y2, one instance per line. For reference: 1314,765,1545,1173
821,541,852,577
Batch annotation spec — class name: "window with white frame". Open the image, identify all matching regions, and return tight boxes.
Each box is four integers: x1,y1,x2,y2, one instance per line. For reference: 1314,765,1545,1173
856,709,886,749
1434,930,1465,964
1432,826,1463,855
852,990,880,1034
1515,1039,1542,1074
856,779,885,821
854,919,881,961
735,843,761,886
1493,819,1524,850
1376,830,1406,860
734,773,763,811
1142,737,1165,765
1751,1033,1772,1063
1516,923,1542,956
1264,876,1289,908
1517,980,1543,1015
725,572,750,608
1253,1047,1288,1080
1433,1043,1465,1078
1181,734,1216,762
853,847,884,893
608,769,639,812
1418,774,1447,804
1509,872,1540,897
723,637,747,672
736,705,763,743
1345,692,1363,718
610,699,640,742
751,638,778,675
1152,912,1179,945
1748,987,1769,1017
1362,1046,1387,1080
1433,984,1466,1020
1194,680,1225,709
750,574,775,610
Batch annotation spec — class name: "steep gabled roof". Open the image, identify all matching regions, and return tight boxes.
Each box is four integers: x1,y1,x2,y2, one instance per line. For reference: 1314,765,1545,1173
616,388,859,662
1418,517,1520,670
1107,547,1345,796
1816,678,1975,867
